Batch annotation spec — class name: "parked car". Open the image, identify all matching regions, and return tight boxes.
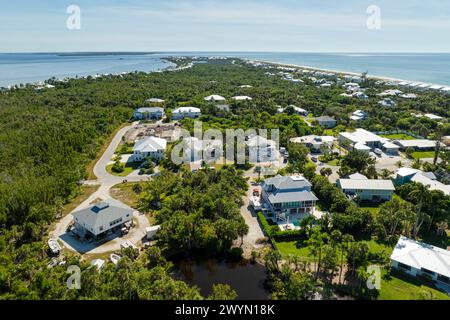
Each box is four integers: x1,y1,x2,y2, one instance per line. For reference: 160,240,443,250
374,148,382,156
311,156,318,163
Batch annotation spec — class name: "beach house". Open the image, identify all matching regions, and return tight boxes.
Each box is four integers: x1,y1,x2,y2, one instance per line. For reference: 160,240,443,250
290,135,335,153
261,175,318,216
391,236,450,291
394,168,450,196
338,128,399,155
72,199,134,239
172,107,201,120
336,176,395,202
131,136,167,162
316,116,337,128
133,107,165,120
204,95,226,103
393,139,444,151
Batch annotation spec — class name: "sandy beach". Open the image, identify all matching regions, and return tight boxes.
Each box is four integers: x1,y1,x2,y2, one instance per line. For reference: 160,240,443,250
250,59,448,88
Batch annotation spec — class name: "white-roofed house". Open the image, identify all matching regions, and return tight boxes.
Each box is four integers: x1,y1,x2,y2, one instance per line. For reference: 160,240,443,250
393,139,444,151
290,135,335,153
336,178,395,202
72,199,134,239
391,236,450,291
133,107,165,120
338,128,387,152
131,136,167,162
145,98,165,104
172,107,201,120
378,98,397,107
232,95,253,101
350,110,367,121
204,95,226,103
424,113,444,121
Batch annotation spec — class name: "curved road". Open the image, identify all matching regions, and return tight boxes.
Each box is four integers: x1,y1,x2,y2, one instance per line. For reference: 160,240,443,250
51,123,152,255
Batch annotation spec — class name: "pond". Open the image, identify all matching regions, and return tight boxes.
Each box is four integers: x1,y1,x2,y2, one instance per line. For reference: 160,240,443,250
172,257,269,300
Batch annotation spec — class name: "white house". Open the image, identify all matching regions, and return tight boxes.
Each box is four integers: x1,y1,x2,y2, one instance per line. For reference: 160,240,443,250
172,107,201,120
391,236,450,290
394,139,444,151
72,200,134,239
232,95,253,101
424,113,444,121
353,92,369,100
261,175,318,215
378,98,396,107
290,135,335,153
133,107,165,120
204,95,226,103
132,136,167,162
350,110,367,121
337,177,395,202
145,98,165,104
278,105,308,116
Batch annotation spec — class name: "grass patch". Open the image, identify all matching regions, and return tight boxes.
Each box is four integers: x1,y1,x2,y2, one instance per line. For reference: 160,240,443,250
380,133,415,140
110,182,145,209
410,151,436,159
274,240,313,261
379,269,450,300
359,202,381,215
106,162,141,177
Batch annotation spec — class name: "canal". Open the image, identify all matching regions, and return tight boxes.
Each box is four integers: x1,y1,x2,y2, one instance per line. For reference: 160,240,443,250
173,257,269,300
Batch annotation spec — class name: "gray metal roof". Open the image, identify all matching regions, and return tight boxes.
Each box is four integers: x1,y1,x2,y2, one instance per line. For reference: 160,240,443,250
264,175,312,190
316,116,336,122
338,179,395,191
268,190,318,203
72,199,134,231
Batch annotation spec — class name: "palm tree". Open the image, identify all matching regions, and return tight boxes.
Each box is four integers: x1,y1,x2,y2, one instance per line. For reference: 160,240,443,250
339,234,354,284
408,184,432,238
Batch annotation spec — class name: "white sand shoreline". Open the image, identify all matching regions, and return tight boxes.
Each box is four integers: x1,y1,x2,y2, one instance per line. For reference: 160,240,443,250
249,59,450,88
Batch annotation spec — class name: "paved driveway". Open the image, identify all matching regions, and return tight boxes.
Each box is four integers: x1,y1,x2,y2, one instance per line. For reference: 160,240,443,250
50,123,154,256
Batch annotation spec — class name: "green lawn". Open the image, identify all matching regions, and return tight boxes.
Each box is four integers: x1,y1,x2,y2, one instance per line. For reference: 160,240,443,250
106,162,141,177
380,133,416,140
359,202,381,215
410,151,436,159
274,240,313,261
379,270,450,300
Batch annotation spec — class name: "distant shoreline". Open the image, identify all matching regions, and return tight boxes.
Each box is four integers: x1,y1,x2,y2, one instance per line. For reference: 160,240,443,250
250,59,449,88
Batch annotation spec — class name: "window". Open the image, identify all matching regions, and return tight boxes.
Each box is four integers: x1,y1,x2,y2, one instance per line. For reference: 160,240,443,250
109,218,123,227
421,268,435,276
398,262,411,271
437,275,450,284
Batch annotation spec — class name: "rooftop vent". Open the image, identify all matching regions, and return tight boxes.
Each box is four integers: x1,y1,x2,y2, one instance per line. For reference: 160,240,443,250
291,175,305,181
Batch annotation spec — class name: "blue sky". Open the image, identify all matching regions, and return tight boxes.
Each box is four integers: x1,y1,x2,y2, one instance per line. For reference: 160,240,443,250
1,0,450,52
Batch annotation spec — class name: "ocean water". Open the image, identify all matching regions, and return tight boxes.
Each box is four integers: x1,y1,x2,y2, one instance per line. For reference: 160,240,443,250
1,52,450,87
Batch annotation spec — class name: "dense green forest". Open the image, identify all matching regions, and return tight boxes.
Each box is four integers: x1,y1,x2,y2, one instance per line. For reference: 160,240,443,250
0,57,449,299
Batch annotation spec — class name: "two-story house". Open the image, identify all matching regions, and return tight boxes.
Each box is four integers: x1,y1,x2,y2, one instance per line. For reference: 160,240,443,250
261,175,318,215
